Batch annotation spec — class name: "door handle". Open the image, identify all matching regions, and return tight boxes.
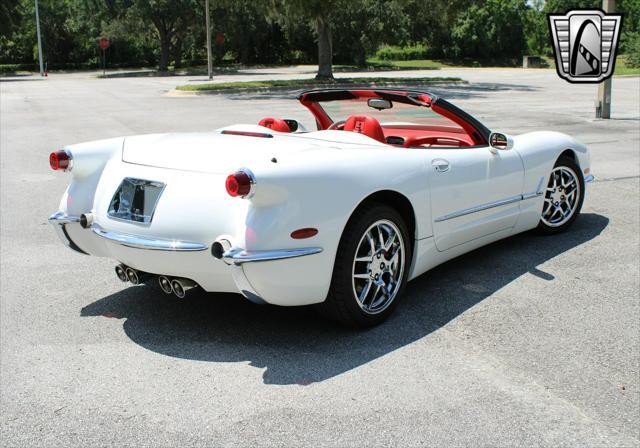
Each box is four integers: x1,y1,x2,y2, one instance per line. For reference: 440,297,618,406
432,159,450,173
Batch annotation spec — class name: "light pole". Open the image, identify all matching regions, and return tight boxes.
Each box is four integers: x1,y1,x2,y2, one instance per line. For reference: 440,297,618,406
35,0,44,76
205,0,213,80
596,0,615,119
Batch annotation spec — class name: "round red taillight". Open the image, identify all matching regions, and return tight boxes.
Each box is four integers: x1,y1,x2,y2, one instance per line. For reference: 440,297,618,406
225,170,253,198
50,150,71,171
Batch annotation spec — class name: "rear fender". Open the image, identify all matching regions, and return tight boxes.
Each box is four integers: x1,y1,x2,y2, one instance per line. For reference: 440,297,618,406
58,137,124,216
238,149,431,301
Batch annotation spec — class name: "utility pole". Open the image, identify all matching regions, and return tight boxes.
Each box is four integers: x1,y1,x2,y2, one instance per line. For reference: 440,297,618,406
205,0,213,80
596,0,615,119
34,0,44,76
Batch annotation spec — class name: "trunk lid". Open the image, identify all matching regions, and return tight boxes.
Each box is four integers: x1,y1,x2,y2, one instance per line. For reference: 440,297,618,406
122,128,319,174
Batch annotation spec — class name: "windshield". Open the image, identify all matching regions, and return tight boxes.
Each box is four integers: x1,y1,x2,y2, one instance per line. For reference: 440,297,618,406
319,98,465,131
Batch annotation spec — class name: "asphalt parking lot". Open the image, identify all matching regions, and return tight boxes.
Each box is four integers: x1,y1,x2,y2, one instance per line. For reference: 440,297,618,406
1,68,639,446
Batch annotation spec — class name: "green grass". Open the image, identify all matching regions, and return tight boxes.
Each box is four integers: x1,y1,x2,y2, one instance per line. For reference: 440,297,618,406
366,57,526,69
614,56,640,76
366,58,447,70
176,76,464,92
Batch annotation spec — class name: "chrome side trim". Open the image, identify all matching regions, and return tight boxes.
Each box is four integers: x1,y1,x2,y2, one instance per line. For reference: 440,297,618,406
48,211,81,225
584,174,595,183
435,184,545,223
222,246,322,265
91,225,208,251
522,176,546,200
434,195,522,223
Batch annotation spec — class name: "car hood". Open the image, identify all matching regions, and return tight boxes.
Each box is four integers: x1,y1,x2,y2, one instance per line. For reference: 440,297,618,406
122,125,385,174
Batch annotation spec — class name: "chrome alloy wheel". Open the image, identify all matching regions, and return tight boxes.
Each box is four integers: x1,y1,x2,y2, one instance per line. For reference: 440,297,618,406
351,219,405,315
542,166,581,227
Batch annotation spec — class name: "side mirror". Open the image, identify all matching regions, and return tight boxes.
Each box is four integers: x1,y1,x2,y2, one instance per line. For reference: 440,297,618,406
283,119,308,133
488,132,514,153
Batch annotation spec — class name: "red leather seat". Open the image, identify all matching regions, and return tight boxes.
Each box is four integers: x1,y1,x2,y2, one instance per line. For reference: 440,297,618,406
343,115,386,143
258,117,291,132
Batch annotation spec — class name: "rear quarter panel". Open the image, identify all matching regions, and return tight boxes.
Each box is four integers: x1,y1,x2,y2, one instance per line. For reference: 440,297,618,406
241,146,432,303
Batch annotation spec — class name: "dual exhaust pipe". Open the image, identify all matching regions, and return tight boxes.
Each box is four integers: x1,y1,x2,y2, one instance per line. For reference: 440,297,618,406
158,275,197,299
115,264,150,285
115,264,197,298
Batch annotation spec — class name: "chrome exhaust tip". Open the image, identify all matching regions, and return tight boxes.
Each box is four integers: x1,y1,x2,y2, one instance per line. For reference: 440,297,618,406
212,238,232,260
170,278,197,299
158,276,173,294
125,267,139,284
80,213,94,229
115,264,128,282
125,267,150,285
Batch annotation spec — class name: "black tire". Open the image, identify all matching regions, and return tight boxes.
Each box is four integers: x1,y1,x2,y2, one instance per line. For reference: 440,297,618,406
535,155,585,235
316,203,411,328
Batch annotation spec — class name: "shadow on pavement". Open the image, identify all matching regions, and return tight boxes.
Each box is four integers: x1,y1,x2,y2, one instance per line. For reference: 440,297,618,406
81,213,608,385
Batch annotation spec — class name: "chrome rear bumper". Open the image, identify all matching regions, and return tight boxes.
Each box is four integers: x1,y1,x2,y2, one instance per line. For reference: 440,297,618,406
222,247,323,265
48,212,87,255
91,225,208,252
49,212,322,263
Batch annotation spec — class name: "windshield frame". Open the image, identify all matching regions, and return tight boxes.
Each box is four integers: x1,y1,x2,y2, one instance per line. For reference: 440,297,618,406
298,88,491,146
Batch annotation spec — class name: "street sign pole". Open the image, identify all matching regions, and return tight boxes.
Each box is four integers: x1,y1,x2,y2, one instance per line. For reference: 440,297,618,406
205,0,213,80
597,0,615,119
34,0,44,76
98,38,110,76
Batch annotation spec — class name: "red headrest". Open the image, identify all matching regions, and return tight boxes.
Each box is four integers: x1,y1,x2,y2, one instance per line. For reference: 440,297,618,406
343,115,386,143
258,117,291,133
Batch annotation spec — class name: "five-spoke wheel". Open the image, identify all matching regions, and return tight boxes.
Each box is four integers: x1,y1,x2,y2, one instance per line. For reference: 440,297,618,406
352,220,405,315
317,203,410,327
536,155,585,234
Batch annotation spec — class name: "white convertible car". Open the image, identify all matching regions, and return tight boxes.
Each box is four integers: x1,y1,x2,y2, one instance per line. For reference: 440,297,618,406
49,88,593,327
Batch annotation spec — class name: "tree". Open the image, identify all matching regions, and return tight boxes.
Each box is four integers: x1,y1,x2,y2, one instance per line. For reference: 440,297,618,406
451,0,528,61
132,0,198,71
274,0,343,79
0,0,22,39
403,0,474,59
333,0,409,66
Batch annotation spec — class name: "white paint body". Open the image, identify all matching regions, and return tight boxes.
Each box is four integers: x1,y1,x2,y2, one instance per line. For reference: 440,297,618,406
52,125,590,306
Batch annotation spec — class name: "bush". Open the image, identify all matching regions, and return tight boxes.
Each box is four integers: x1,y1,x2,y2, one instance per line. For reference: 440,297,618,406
0,63,36,74
623,33,640,68
374,44,430,61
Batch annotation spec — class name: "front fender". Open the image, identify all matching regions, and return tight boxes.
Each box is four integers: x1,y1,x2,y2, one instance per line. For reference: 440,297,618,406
513,131,590,232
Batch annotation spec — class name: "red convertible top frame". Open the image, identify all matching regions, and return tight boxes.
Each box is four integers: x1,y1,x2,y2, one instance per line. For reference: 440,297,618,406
298,88,491,146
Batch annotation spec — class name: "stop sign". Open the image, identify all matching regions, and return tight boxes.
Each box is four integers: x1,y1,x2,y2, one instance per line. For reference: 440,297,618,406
99,38,110,50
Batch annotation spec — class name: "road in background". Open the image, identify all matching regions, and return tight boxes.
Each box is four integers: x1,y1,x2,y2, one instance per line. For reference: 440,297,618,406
1,68,639,446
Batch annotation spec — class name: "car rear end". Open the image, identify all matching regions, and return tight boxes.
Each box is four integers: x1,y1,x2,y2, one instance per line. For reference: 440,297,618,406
48,130,335,306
